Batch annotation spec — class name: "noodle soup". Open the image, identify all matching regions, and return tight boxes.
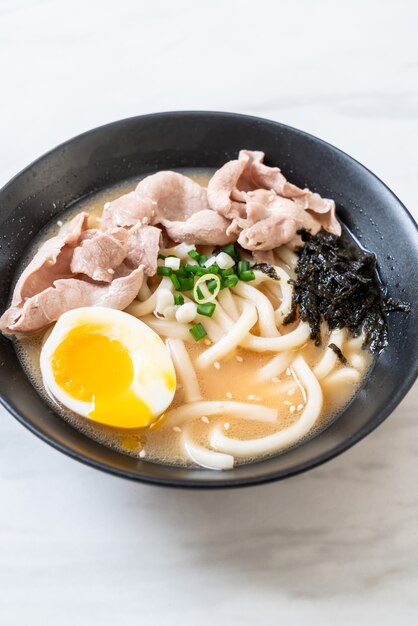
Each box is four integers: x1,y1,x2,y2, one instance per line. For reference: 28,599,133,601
13,169,372,469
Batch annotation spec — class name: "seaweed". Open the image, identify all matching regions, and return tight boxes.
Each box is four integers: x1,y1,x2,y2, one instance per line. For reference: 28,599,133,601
283,229,411,353
328,343,348,365
252,263,279,280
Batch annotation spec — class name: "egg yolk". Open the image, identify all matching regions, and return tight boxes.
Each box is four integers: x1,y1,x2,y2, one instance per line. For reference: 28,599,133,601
51,325,153,429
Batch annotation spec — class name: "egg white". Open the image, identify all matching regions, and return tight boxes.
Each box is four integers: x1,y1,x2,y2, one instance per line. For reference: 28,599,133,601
40,306,176,422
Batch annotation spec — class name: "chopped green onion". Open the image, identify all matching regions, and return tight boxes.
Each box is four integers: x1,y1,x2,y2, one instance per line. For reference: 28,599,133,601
197,302,216,317
189,322,207,342
157,266,172,276
221,267,235,277
174,265,188,277
239,269,256,282
204,264,220,274
178,277,194,291
169,274,181,290
185,263,202,275
157,253,166,260
173,294,184,306
238,260,250,274
222,274,239,288
207,278,218,293
221,243,239,260
198,254,208,267
188,249,200,260
193,273,221,304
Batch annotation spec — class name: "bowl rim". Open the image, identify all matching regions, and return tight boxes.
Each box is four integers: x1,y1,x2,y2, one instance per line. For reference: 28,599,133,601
0,110,417,489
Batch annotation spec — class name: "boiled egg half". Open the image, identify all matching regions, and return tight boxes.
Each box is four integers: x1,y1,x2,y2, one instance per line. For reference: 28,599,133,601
40,307,176,428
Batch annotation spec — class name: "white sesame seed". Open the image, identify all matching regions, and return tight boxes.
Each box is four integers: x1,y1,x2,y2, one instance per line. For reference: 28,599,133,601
56,220,63,227
271,376,280,383
297,404,304,411
224,422,230,430
104,202,110,210
214,361,221,370
151,200,157,206
283,400,292,406
139,449,146,458
247,394,256,401
107,268,115,275
96,217,102,223
142,216,149,224
204,338,212,346
201,416,209,423
286,367,291,376
226,392,233,399
268,194,275,202
289,405,296,413
287,388,296,396
173,426,182,433
235,355,244,363
247,191,254,197
151,210,155,217
254,396,263,402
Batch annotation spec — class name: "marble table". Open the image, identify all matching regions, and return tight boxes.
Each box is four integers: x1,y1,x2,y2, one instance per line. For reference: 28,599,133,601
0,1,417,624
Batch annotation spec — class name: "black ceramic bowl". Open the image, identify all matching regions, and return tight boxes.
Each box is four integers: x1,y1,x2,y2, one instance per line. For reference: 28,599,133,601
0,111,417,488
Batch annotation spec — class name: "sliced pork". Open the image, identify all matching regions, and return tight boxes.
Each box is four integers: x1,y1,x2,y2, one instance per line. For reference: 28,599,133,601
70,228,129,283
101,192,156,230
207,150,340,250
160,210,235,245
1,267,144,334
124,224,161,276
135,171,209,221
11,212,89,307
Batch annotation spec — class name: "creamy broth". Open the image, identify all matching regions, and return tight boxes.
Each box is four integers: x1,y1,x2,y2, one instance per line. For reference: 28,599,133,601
14,169,372,468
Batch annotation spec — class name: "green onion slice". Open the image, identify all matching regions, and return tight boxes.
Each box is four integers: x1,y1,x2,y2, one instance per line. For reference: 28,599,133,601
196,302,216,317
173,294,184,305
193,273,221,304
189,322,207,342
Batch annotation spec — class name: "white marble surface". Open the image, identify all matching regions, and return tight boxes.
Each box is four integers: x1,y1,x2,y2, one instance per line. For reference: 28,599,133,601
0,1,417,624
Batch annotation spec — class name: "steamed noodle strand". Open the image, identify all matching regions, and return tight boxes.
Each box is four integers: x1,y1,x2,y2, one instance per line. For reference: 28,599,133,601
182,436,234,470
232,282,280,337
209,356,322,458
198,303,257,367
217,289,240,321
257,352,293,382
127,276,173,316
243,321,311,352
313,328,346,379
166,339,202,403
164,401,277,427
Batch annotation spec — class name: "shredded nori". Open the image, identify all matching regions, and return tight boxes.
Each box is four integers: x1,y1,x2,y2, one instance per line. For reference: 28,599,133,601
283,229,411,353
328,343,348,365
252,263,279,280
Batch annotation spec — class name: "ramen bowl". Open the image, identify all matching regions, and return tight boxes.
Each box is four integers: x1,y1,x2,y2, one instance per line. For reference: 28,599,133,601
0,111,417,488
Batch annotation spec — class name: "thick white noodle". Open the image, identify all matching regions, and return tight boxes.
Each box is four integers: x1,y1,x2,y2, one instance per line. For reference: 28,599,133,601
348,353,367,371
160,243,195,260
126,276,173,316
137,278,152,301
273,265,293,322
198,304,257,367
217,289,240,321
276,246,298,271
195,315,224,342
257,352,293,382
182,436,234,470
313,328,346,380
323,367,361,388
164,401,277,427
232,282,280,337
210,356,323,457
166,338,202,402
141,316,192,341
243,321,311,352
212,301,236,333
